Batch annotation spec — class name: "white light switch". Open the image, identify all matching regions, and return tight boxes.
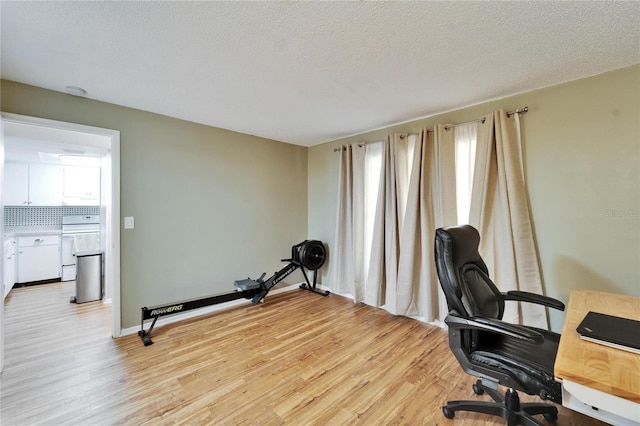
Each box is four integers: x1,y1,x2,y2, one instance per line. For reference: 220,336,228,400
124,216,135,229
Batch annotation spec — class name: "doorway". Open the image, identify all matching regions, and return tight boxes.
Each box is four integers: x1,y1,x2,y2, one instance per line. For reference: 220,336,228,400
0,113,121,371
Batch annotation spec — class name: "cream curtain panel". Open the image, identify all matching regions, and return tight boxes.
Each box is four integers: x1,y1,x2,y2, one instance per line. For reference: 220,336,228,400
432,125,459,322
331,144,364,299
331,142,385,302
394,128,458,321
469,110,547,328
331,109,547,328
331,131,457,322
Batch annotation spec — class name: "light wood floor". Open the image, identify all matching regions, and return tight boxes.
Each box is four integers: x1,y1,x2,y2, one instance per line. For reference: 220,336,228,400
1,282,604,425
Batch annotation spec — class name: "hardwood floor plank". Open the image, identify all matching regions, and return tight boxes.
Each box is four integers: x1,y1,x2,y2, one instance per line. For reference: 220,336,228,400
1,281,605,425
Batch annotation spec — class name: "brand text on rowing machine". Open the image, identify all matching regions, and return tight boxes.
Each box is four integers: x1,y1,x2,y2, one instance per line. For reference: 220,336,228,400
150,304,184,316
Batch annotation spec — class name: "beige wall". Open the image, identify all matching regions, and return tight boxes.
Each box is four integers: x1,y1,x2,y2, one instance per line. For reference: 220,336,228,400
1,80,308,329
308,65,640,331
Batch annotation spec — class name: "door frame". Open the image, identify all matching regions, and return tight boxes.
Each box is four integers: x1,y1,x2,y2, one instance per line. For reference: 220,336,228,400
0,113,121,348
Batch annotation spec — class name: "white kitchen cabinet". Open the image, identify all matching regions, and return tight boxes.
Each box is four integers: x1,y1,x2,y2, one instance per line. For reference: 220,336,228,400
63,166,100,206
17,235,61,283
3,163,64,206
30,164,64,205
4,163,29,206
4,238,17,299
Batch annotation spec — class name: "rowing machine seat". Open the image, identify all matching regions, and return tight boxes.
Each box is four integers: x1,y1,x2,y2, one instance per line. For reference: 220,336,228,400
234,278,262,292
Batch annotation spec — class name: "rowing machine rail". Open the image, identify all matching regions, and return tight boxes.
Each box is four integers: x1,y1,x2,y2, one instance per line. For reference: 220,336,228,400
138,240,328,346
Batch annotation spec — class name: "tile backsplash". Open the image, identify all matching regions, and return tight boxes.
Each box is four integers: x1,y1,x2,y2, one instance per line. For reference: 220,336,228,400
4,206,100,227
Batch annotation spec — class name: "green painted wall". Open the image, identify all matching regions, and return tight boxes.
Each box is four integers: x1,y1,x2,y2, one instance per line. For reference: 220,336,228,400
308,65,640,331
3,65,638,333
1,80,308,329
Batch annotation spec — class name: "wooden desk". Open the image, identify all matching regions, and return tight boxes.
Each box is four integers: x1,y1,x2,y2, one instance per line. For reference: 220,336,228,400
555,288,640,424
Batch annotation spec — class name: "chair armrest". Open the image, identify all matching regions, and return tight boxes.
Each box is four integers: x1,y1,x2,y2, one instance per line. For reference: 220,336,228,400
503,291,565,311
445,312,544,344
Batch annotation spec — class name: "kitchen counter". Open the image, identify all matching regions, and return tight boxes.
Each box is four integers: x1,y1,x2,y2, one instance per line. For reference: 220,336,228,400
4,226,62,238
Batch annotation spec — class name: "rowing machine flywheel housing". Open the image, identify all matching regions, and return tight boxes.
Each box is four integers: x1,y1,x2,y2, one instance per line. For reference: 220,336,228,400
291,240,326,270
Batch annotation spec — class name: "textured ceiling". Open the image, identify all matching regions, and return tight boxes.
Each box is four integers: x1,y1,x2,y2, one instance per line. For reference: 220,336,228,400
1,1,639,147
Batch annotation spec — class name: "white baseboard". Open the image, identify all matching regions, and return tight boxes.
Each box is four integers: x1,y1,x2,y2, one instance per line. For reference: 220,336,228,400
119,283,305,338
321,284,446,329
118,282,444,339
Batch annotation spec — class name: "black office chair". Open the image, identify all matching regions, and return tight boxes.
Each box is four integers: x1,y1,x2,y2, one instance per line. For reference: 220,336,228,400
434,225,565,426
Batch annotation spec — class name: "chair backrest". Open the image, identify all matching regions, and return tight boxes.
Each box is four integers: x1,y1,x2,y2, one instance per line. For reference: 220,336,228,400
434,225,504,320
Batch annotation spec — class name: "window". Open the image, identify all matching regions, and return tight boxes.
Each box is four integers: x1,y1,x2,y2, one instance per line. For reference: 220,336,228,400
454,123,478,224
362,141,383,285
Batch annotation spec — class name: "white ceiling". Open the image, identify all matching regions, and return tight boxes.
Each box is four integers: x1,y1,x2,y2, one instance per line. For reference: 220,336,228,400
1,1,639,147
3,121,109,164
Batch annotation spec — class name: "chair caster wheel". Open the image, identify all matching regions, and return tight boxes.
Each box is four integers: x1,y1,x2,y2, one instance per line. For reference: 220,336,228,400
472,382,484,395
442,406,455,419
543,411,558,422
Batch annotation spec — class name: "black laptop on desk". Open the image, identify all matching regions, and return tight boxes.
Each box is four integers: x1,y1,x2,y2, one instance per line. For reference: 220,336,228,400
576,311,640,355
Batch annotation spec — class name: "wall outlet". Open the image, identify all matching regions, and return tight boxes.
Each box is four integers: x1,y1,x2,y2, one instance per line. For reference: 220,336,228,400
124,216,134,229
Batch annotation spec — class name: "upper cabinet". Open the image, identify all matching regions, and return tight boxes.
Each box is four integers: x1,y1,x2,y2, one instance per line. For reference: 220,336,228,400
30,164,65,205
5,163,64,206
4,163,100,206
63,166,100,205
4,163,30,205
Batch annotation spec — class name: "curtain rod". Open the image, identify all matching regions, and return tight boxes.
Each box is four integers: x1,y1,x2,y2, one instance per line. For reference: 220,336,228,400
333,107,528,151
331,133,419,152
444,118,484,131
332,133,422,152
333,143,364,152
444,106,528,131
509,106,529,116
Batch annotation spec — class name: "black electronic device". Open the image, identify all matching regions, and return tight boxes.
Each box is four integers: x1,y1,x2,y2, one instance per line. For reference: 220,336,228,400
576,311,640,354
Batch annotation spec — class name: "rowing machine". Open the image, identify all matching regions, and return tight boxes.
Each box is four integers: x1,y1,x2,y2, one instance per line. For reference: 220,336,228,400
235,239,329,302
138,240,328,346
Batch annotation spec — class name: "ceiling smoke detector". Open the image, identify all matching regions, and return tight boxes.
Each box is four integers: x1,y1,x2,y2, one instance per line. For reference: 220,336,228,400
65,85,87,97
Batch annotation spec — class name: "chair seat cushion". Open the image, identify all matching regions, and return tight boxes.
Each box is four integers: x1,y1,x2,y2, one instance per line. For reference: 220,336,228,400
470,328,562,400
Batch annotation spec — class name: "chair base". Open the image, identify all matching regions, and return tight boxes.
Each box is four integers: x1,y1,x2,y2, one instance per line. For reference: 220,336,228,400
443,380,558,426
